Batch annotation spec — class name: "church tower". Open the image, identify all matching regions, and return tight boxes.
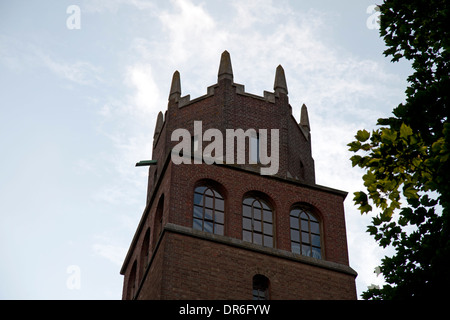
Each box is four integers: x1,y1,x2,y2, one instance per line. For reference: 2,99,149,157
120,51,357,300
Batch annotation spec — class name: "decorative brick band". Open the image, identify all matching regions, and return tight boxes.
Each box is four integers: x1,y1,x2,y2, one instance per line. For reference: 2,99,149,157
164,223,358,277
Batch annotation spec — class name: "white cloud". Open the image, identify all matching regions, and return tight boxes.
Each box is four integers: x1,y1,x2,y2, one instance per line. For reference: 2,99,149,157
39,53,103,86
0,35,103,86
82,0,156,13
124,63,162,116
92,242,127,266
230,0,287,29
159,0,218,64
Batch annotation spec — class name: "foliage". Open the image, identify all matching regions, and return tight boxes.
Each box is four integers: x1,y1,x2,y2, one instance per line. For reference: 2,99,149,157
349,0,450,299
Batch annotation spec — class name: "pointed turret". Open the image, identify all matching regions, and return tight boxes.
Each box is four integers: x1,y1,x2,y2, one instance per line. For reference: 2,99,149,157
274,65,288,96
218,50,233,82
300,103,310,131
169,70,181,101
153,111,164,146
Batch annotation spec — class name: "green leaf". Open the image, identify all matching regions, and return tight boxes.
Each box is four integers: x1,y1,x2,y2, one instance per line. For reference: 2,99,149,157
431,138,444,153
360,204,373,214
399,123,413,139
372,216,383,226
398,216,408,227
348,141,362,152
381,128,397,143
356,129,371,142
353,191,368,204
367,225,378,235
350,155,362,167
403,186,418,200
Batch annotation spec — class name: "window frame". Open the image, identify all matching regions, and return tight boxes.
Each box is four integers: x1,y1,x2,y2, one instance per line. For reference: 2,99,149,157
139,228,151,281
289,207,322,259
252,274,270,300
249,134,260,164
192,185,225,235
127,261,137,300
242,196,274,248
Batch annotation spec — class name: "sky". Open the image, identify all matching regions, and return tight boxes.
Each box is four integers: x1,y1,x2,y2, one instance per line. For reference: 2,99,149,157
0,0,413,300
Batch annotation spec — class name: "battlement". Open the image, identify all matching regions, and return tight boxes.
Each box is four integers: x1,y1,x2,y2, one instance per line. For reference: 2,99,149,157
176,82,277,109
169,51,285,109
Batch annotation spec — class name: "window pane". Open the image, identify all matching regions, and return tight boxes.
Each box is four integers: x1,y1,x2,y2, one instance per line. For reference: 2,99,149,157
243,205,252,217
215,198,224,211
204,208,213,221
309,214,318,222
312,247,321,259
291,242,301,254
250,136,259,163
193,205,203,219
302,231,310,244
204,221,213,233
261,201,270,211
193,193,203,205
215,211,224,224
243,217,252,230
253,209,261,221
193,218,202,231
290,216,299,229
214,224,224,235
195,186,207,194
263,235,273,248
252,200,262,209
302,245,311,257
290,209,300,218
243,198,253,206
263,210,272,223
263,223,273,235
290,229,300,242
253,220,262,232
213,189,223,199
310,221,320,234
243,230,252,242
253,233,262,245
311,234,321,247
204,196,213,209
301,219,309,231
205,188,214,196
300,211,308,219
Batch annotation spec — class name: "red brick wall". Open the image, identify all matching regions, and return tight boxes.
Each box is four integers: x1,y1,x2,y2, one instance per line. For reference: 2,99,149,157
137,229,356,300
122,160,356,300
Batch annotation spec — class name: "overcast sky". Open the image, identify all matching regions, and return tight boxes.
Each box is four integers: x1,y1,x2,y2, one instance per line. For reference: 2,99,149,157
0,0,413,299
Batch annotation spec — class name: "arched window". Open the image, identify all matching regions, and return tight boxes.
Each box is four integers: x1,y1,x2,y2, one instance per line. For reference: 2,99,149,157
252,274,270,300
193,186,224,235
290,207,321,259
242,197,273,247
139,228,151,281
153,195,164,246
127,261,137,300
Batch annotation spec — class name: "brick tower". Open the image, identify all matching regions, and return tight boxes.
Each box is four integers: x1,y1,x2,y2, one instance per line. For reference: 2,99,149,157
120,51,357,300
